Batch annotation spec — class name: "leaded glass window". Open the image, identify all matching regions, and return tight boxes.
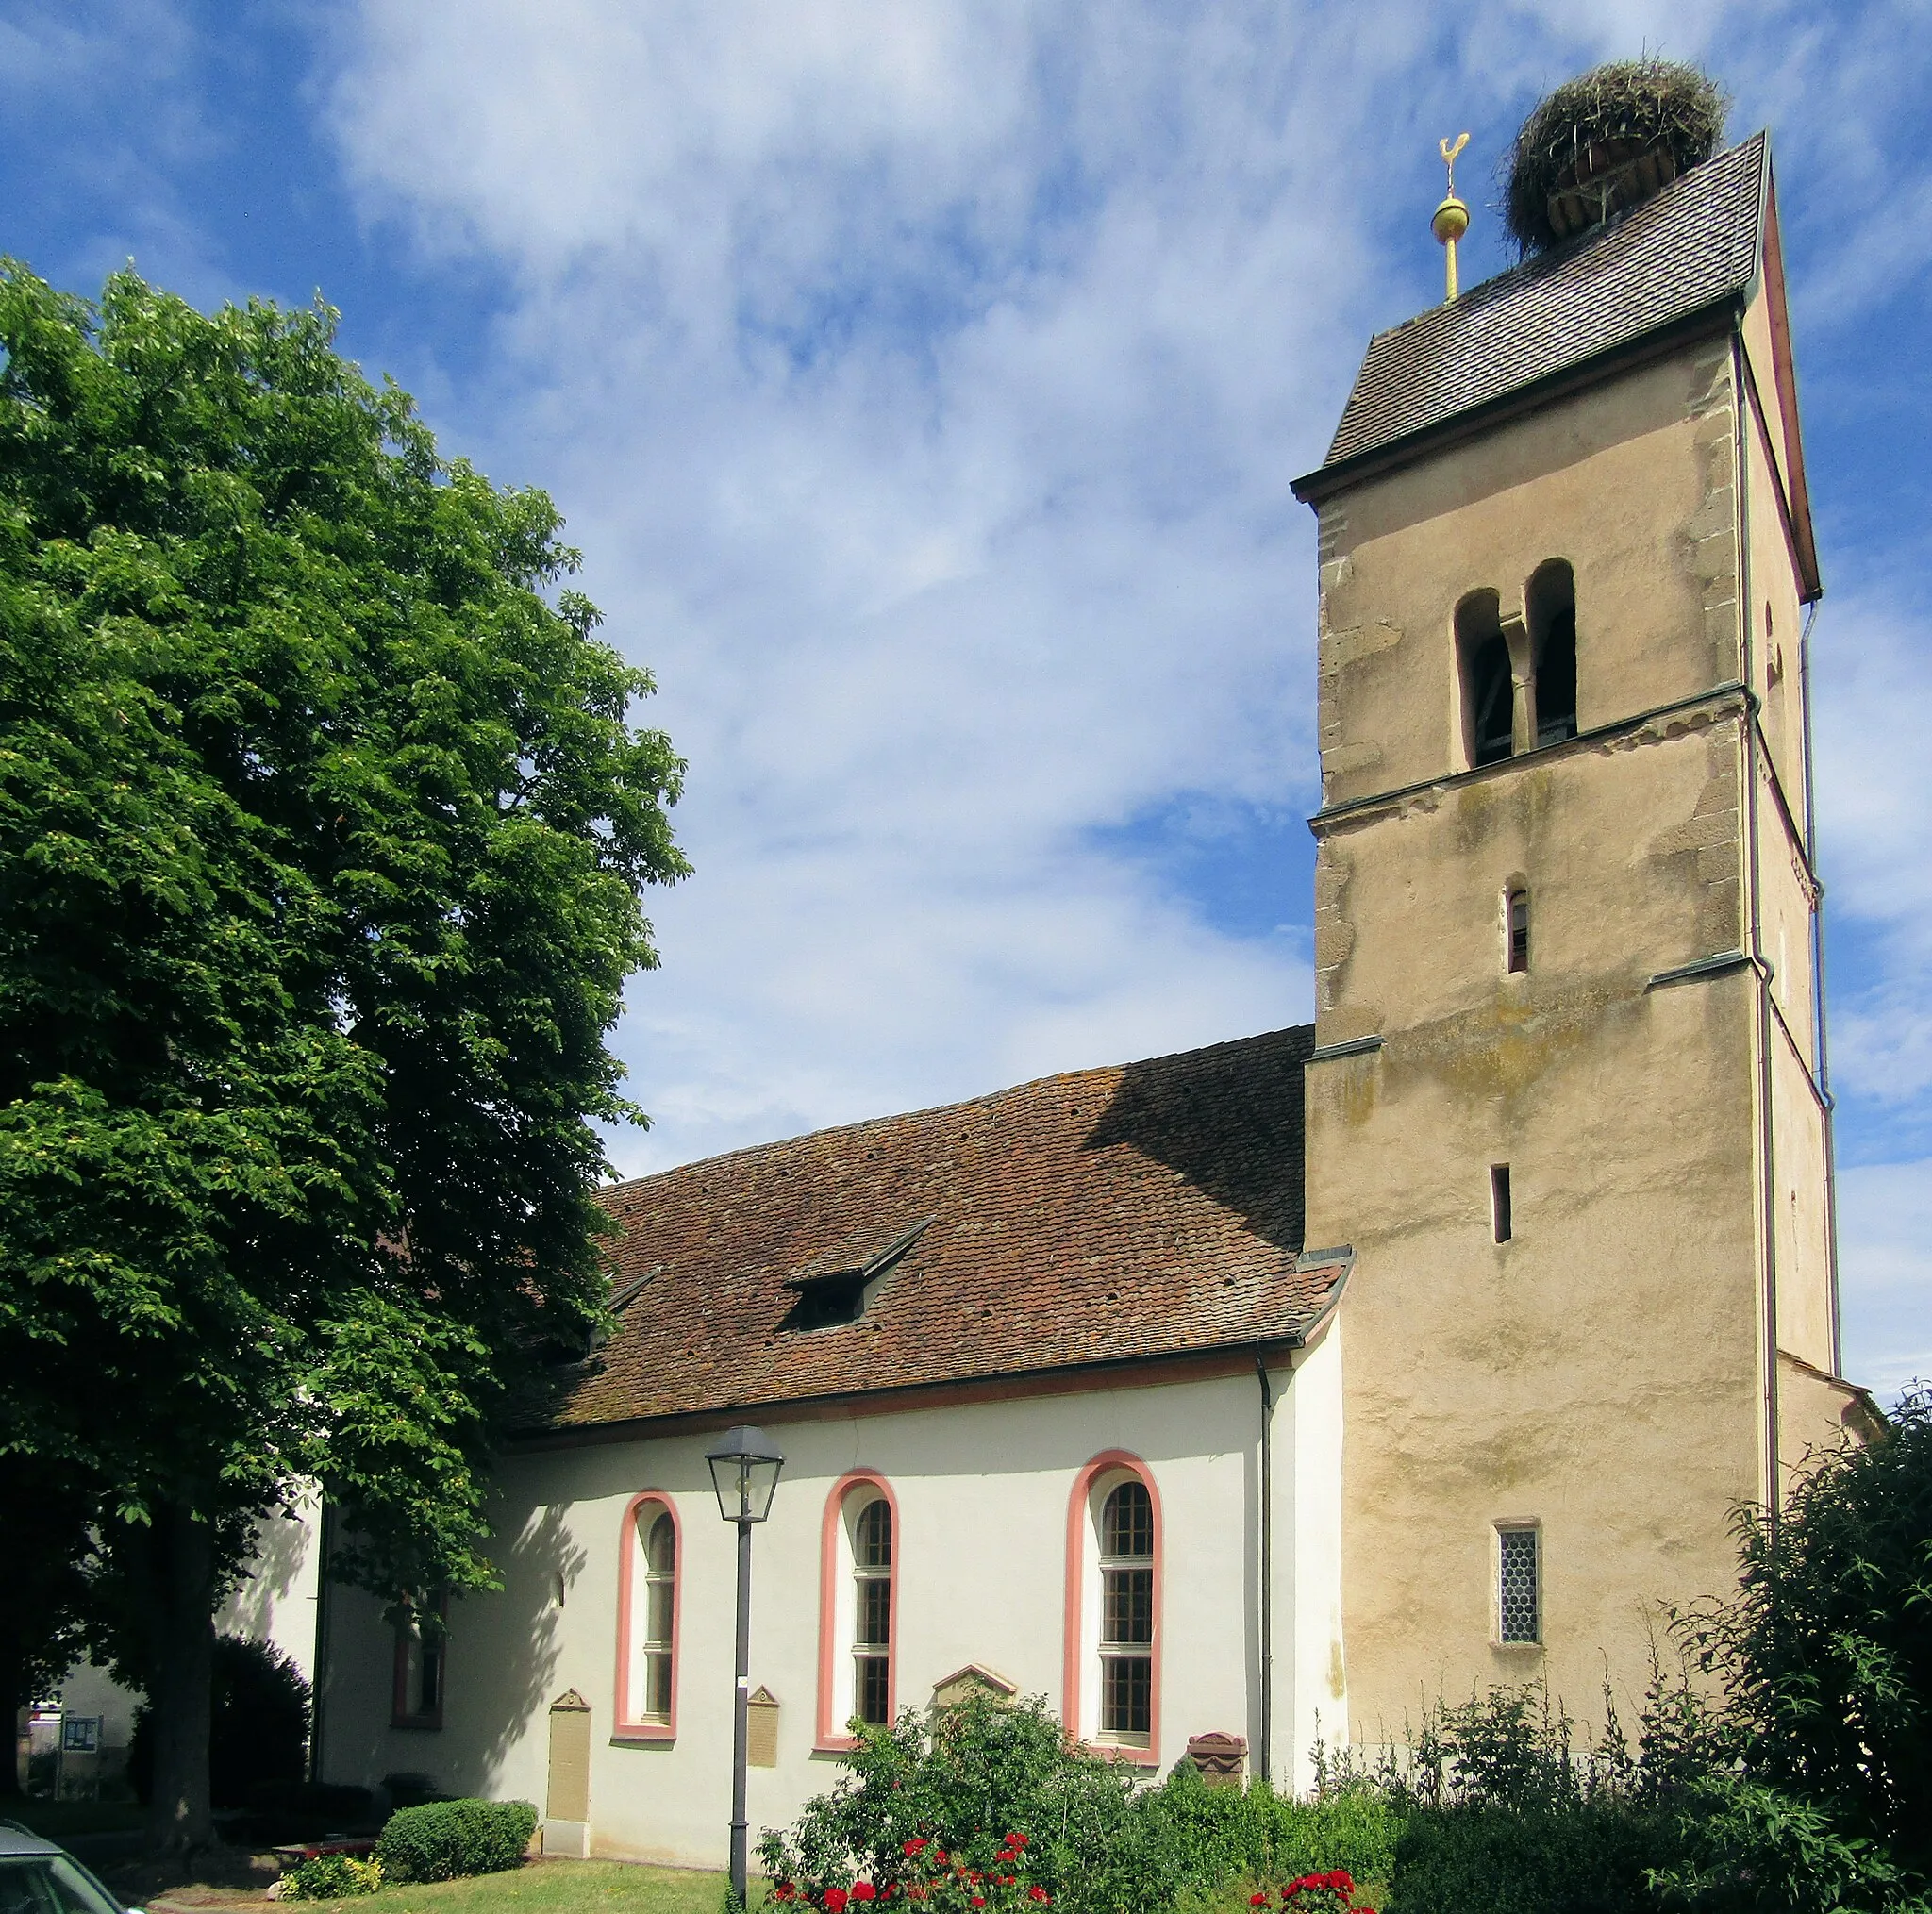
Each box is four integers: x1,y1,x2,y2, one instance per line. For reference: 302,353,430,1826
1499,1527,1539,1643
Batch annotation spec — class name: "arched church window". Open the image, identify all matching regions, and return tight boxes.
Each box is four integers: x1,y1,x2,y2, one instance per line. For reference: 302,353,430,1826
615,1493,680,1739
1528,560,1577,746
817,1473,899,1747
1063,1453,1161,1762
1457,591,1514,768
1099,1481,1154,1741
853,1496,893,1726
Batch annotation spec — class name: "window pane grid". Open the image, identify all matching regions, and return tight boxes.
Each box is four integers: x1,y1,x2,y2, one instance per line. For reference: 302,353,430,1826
1499,1528,1540,1642
1100,1655,1151,1738
1101,1566,1152,1646
857,1655,890,1725
852,1495,892,1728
636,1507,675,1723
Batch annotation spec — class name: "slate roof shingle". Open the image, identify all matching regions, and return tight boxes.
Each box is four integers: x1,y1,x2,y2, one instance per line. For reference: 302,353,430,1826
1304,133,1768,487
554,1025,1338,1431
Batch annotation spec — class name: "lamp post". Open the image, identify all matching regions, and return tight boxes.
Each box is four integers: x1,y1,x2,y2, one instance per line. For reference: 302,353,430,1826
705,1425,786,1908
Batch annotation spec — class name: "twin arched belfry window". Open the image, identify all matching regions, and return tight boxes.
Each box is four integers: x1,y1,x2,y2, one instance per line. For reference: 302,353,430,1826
1457,561,1578,768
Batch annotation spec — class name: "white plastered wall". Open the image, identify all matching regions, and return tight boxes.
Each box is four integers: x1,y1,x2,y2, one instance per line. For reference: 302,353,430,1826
315,1357,1349,1866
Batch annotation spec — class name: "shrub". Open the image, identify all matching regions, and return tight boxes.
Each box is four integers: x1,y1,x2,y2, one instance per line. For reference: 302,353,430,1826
129,1635,311,1808
243,1781,378,1843
758,1695,1400,1914
1389,1804,1657,1914
378,1797,537,1882
285,1854,382,1900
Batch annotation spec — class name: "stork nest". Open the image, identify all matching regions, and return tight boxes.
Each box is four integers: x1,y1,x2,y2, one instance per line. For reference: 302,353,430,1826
1505,58,1729,256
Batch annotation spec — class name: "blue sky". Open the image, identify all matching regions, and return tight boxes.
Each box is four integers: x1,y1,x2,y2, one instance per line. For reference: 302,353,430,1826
5,0,1927,1396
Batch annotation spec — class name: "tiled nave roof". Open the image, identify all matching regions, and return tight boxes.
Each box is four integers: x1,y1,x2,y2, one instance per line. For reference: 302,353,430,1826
553,1025,1339,1430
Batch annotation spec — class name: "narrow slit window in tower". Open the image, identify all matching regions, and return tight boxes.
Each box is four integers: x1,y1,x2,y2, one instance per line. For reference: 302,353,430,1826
1507,887,1530,974
1491,1164,1512,1243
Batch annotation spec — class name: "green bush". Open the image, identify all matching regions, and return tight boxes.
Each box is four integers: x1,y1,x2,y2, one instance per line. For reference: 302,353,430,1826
130,1634,311,1807
1388,1804,1658,1914
757,1694,1400,1914
377,1798,537,1882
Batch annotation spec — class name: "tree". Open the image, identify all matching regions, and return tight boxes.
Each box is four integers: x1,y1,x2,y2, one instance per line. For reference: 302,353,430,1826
1665,1387,1932,1903
0,262,688,1852
0,1458,99,1800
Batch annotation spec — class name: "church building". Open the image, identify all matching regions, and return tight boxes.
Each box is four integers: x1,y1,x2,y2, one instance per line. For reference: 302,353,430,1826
308,127,1876,1867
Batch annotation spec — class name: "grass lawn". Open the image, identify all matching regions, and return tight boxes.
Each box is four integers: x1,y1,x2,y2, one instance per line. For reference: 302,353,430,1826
297,1861,753,1914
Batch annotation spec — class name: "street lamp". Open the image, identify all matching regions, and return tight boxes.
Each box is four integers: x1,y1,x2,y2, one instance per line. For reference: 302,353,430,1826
705,1425,786,1906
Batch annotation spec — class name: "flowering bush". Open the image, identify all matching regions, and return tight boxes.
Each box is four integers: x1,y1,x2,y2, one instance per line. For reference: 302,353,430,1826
771,1829,1054,1914
280,1853,382,1900
1254,1871,1368,1914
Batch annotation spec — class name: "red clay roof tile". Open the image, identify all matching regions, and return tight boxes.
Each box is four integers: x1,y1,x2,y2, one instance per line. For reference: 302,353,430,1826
555,1025,1335,1428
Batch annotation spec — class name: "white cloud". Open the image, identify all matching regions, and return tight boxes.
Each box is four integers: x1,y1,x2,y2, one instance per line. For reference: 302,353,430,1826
1838,1161,1932,1402
1813,589,1932,1108
309,0,1932,1252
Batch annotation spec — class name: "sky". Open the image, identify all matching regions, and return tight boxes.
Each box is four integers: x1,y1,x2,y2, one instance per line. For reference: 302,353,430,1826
4,0,1927,1398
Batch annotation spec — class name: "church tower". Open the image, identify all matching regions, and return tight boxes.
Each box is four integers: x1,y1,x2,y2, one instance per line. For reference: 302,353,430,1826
1291,129,1871,1732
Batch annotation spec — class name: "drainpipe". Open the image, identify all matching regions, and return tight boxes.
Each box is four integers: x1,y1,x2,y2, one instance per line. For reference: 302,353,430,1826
309,1502,335,1783
1734,335,1780,1529
1797,599,1841,1374
1254,1350,1274,1789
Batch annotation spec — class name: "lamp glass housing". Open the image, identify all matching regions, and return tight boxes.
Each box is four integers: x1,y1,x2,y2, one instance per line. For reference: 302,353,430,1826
705,1425,786,1523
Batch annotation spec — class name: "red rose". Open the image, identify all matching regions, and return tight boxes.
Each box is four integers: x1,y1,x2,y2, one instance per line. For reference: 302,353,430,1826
853,1887,876,1904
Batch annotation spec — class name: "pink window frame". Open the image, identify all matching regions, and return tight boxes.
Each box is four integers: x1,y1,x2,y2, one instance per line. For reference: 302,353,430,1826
815,1471,900,1751
613,1492,682,1741
1062,1451,1162,1768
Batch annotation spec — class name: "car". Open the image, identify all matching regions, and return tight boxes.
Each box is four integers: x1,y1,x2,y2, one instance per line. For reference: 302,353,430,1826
0,1822,140,1914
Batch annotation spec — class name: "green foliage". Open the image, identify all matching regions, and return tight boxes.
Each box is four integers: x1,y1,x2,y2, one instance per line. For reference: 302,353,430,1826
286,1853,383,1900
757,1696,1398,1914
1675,1390,1932,1876
0,256,686,1834
127,1633,310,1806
379,1798,539,1883
1390,1805,1657,1914
1506,59,1728,253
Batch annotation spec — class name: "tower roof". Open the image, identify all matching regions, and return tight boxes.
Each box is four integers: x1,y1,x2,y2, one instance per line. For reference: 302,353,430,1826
1297,132,1771,498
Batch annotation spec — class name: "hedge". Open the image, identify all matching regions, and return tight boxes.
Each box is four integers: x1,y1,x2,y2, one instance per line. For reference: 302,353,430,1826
378,1798,538,1882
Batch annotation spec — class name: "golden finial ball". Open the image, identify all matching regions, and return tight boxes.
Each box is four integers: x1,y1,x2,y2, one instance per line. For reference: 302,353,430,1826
1432,194,1471,244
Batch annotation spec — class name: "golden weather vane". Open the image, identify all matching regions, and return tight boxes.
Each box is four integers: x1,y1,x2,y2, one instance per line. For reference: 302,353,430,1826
1432,131,1472,303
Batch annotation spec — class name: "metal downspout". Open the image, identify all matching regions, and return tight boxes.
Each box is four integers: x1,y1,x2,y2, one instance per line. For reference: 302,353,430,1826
1255,1350,1274,1789
308,1503,335,1783
1797,599,1842,1373
1735,334,1781,1526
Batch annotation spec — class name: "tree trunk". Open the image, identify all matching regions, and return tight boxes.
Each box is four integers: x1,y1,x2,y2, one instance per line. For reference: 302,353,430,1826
142,1504,217,1857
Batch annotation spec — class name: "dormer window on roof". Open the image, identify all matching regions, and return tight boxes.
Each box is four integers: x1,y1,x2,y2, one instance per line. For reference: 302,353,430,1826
783,1218,933,1332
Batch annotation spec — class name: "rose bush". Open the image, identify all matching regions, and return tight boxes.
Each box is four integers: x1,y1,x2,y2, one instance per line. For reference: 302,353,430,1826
772,1829,1054,1914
